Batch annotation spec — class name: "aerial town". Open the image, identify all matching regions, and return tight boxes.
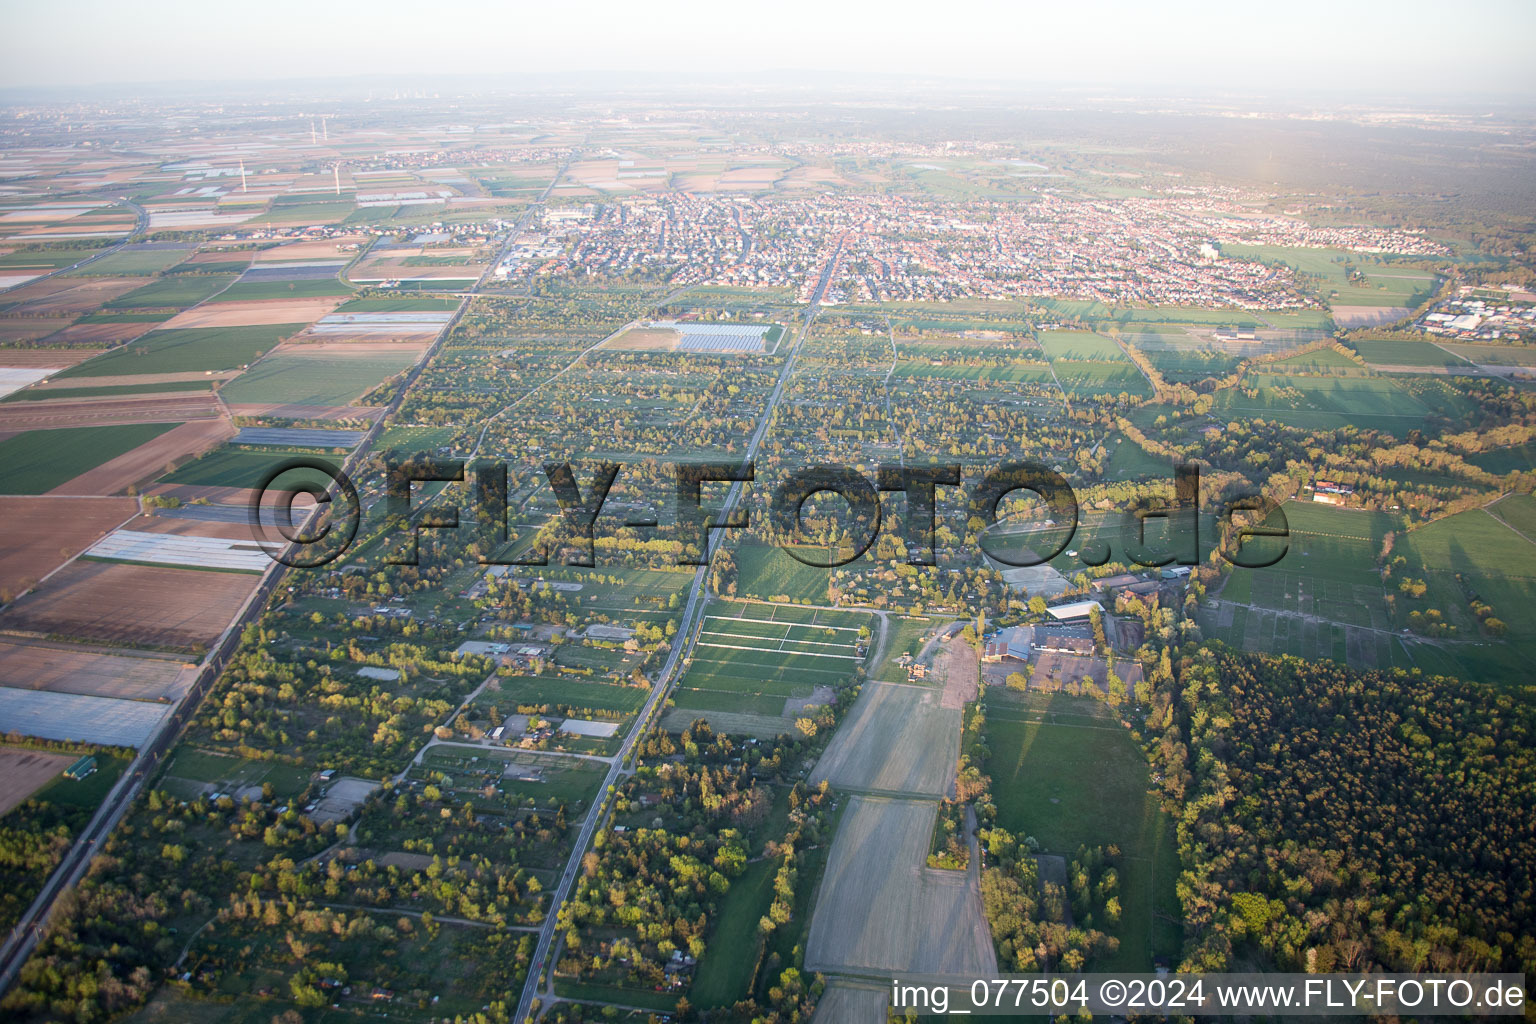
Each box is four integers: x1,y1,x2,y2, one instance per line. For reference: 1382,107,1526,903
0,13,1533,1024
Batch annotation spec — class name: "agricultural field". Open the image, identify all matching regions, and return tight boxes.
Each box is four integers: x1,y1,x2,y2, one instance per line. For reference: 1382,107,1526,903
1350,338,1472,369
810,681,958,797
0,495,137,591
63,247,191,277
1212,370,1434,431
159,749,312,802
1221,244,1440,308
804,795,996,977
218,346,419,407
1037,331,1152,398
56,324,299,378
1203,502,1413,669
0,422,179,494
0,747,74,816
0,558,259,652
730,541,836,604
0,639,195,702
984,692,1181,969
208,279,352,303
867,615,936,682
160,445,341,491
104,273,238,309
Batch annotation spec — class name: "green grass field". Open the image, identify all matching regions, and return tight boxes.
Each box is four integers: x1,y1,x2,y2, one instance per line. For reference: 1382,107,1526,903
376,424,461,454
985,694,1180,971
732,541,833,604
162,750,311,798
57,324,300,378
1213,371,1432,431
1221,244,1439,308
0,248,107,271
868,615,934,681
1103,435,1171,481
672,602,871,713
2,380,212,403
104,274,237,309
64,248,191,276
1265,348,1364,373
690,857,777,1007
0,422,179,494
1350,339,1471,369
491,675,647,713
218,350,417,407
160,446,341,490
334,295,461,313
1038,331,1128,361
1139,347,1241,383
1468,442,1536,475
210,279,352,303
1053,361,1152,399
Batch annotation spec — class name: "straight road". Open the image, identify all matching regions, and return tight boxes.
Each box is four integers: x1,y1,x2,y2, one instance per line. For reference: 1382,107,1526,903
511,240,843,1023
0,155,577,998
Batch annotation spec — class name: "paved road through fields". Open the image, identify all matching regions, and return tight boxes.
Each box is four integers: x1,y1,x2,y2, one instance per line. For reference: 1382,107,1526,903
511,240,843,1023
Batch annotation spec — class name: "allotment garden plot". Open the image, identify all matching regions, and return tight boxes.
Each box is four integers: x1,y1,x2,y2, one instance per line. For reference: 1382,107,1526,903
671,602,872,719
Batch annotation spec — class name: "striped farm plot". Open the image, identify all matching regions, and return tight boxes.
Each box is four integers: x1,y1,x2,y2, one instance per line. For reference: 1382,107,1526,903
234,426,367,449
306,311,454,337
673,603,872,716
84,528,275,572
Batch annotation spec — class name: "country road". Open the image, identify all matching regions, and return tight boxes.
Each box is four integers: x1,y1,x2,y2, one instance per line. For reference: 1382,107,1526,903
511,240,844,1023
0,155,577,998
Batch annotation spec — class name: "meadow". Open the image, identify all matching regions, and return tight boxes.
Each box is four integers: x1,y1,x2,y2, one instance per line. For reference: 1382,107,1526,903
1213,371,1433,431
1221,244,1439,307
1350,338,1471,369
732,540,834,604
64,248,190,276
984,692,1180,970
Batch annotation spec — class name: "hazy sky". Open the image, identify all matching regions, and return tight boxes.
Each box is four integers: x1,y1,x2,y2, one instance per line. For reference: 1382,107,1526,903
2,0,1533,97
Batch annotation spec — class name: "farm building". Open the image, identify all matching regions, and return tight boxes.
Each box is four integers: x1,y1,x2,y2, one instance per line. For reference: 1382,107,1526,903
982,625,1035,663
1033,625,1095,656
1047,600,1102,620
64,754,98,780
1090,573,1142,593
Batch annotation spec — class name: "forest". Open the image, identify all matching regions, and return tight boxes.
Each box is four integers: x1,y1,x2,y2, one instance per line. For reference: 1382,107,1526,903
1152,647,1536,976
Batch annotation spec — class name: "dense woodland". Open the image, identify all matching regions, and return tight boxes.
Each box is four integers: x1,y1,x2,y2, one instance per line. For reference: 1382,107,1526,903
1152,647,1536,976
